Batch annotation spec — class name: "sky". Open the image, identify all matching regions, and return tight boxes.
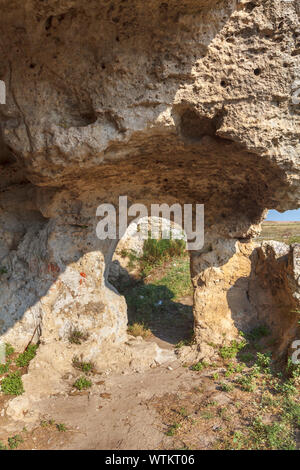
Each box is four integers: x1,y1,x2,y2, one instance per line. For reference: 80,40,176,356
266,209,300,222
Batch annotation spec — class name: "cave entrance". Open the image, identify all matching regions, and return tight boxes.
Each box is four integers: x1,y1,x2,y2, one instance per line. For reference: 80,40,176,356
108,216,194,350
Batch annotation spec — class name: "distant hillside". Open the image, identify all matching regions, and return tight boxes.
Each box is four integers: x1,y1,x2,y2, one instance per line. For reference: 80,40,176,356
258,221,300,243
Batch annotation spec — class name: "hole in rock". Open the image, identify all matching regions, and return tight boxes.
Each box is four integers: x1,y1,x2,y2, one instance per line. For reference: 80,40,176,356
179,108,221,141
108,216,194,350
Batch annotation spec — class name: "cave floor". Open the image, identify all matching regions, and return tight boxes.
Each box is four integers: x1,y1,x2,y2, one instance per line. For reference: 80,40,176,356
1,354,299,450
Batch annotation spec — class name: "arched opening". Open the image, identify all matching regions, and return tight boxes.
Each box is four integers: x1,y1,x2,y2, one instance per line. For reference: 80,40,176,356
108,216,194,350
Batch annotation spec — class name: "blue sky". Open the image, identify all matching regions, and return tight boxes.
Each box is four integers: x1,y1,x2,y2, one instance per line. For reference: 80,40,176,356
266,209,300,221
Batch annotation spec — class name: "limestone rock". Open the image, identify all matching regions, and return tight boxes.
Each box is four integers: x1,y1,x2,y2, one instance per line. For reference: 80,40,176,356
0,0,299,419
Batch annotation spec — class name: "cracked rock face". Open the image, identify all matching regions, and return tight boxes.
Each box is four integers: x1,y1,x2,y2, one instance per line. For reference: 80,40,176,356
0,0,299,410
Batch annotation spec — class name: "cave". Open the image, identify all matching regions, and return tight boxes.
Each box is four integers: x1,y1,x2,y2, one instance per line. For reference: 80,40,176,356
0,0,299,420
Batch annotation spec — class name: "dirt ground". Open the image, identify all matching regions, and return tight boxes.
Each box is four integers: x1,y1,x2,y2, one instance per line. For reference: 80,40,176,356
0,352,299,450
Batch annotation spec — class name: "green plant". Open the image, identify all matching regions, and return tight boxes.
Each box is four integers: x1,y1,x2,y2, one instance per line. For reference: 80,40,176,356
56,423,67,432
236,373,256,392
219,340,247,360
41,419,55,427
277,379,297,397
286,358,300,380
248,417,296,450
68,329,89,345
0,361,10,374
190,361,209,371
219,382,234,392
0,441,7,450
166,422,181,436
15,344,38,367
5,343,14,357
247,325,270,342
72,356,94,373
282,397,300,427
73,376,92,390
1,371,24,395
256,352,272,372
8,434,23,449
140,236,186,276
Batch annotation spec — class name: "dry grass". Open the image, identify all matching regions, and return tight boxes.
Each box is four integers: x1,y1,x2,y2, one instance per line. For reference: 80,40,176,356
127,322,152,339
257,221,300,244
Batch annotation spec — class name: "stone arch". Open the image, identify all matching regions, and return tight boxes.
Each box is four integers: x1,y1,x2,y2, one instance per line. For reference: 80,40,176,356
0,0,299,418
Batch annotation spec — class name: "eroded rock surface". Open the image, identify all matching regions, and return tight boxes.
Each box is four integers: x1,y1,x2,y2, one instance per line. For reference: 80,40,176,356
0,0,299,416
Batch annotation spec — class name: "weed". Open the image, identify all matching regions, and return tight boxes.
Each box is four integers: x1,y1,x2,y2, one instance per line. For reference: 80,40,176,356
1,371,24,395
248,417,296,450
256,352,272,372
41,419,55,427
219,382,234,392
73,376,92,390
5,343,14,357
68,329,89,345
247,325,270,342
286,358,300,380
0,361,10,374
56,423,67,432
0,441,7,450
276,380,297,397
127,322,151,339
236,374,256,392
219,340,247,360
225,362,245,377
8,435,23,449
282,397,300,427
15,344,38,367
140,237,186,276
72,356,94,373
166,422,181,436
190,361,209,372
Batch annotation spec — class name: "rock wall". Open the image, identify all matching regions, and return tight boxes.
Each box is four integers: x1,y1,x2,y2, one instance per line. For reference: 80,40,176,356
0,0,299,409
191,240,300,360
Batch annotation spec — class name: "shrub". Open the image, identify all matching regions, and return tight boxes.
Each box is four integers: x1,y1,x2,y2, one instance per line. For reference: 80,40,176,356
73,376,92,390
190,361,209,372
8,435,23,449
139,236,186,276
0,361,10,375
1,372,24,395
16,344,38,367
219,340,247,360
